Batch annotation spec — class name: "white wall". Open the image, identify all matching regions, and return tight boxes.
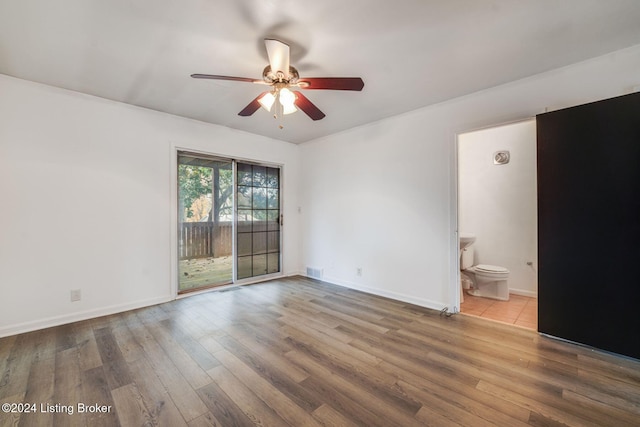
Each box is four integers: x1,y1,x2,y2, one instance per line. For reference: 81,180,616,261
0,75,300,336
299,44,640,311
2,44,640,335
458,120,537,297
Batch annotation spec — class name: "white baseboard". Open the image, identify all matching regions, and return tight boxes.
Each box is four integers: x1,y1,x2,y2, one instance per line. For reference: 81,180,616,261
286,270,307,278
313,274,448,312
1,273,455,338
509,288,538,298
0,295,172,338
2,270,306,338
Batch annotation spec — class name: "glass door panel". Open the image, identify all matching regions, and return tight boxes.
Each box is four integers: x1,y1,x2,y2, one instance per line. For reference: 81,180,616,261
236,163,280,280
178,154,233,292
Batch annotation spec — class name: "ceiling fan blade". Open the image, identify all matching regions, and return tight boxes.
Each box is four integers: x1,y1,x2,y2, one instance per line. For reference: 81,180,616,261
264,39,290,79
191,74,262,83
238,92,269,116
298,77,364,91
293,91,326,121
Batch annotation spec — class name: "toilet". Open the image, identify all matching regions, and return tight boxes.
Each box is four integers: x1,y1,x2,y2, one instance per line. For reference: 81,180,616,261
461,243,510,301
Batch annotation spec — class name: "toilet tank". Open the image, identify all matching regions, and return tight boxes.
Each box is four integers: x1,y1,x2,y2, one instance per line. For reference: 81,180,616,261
461,246,474,270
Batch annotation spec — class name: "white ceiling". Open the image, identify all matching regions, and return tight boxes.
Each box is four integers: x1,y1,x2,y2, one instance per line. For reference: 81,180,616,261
2,0,640,144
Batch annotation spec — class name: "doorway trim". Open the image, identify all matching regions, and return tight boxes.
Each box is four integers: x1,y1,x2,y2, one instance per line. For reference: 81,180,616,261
450,117,536,312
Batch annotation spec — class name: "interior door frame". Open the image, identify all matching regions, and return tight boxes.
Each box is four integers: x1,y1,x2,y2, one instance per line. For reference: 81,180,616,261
170,145,284,298
450,117,536,313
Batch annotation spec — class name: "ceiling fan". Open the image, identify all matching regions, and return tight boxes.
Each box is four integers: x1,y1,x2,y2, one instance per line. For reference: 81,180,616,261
191,39,364,123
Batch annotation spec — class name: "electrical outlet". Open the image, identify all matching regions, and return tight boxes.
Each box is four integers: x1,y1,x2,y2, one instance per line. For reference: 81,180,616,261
70,289,81,302
356,267,362,276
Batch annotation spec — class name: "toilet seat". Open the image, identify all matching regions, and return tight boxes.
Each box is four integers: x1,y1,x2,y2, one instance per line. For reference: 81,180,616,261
474,264,508,274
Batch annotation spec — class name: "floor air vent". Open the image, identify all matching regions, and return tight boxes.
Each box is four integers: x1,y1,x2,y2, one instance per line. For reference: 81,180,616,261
218,287,241,293
306,267,323,279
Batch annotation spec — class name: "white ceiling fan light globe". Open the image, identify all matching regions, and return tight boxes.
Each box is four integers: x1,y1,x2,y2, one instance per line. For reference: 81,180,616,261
258,92,276,111
282,103,298,115
279,87,296,112
280,87,296,107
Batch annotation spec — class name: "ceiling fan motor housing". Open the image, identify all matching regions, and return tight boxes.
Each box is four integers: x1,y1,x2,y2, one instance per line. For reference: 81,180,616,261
263,65,299,84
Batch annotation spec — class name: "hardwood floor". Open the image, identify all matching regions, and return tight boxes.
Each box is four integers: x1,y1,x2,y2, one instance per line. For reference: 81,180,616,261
1,276,639,426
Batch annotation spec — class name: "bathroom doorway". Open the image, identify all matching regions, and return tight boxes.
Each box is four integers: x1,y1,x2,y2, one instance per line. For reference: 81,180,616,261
457,120,538,330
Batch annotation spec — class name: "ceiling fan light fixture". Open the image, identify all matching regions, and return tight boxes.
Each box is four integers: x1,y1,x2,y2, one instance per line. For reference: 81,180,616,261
278,88,297,114
258,92,276,111
282,102,298,115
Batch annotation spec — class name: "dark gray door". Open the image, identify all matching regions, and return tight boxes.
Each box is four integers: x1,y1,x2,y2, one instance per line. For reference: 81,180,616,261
537,92,640,359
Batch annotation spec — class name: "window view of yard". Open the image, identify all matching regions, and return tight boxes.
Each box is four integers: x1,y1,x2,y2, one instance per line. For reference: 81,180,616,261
178,156,233,292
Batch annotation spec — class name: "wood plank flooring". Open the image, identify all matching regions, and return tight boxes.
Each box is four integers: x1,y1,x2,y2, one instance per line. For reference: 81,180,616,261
1,276,639,426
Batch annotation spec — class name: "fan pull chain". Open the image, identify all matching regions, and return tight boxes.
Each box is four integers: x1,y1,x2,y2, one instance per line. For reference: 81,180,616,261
274,90,284,129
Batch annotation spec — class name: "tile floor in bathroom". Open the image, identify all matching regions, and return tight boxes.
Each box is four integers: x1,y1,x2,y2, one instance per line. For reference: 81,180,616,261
460,292,537,330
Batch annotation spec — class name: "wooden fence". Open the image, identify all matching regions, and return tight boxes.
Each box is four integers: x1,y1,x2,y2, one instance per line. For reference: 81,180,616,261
179,221,232,260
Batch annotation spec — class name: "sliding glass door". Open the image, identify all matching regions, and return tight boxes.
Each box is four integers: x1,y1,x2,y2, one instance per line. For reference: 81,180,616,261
177,153,281,293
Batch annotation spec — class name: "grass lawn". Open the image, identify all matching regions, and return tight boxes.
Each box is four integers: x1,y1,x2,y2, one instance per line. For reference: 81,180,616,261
178,256,232,291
